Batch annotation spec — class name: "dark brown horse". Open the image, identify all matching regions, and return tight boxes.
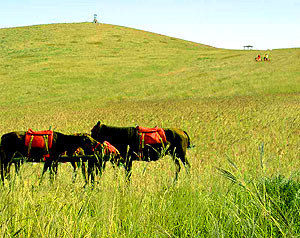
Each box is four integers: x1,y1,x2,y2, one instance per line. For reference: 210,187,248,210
91,121,191,181
0,131,102,183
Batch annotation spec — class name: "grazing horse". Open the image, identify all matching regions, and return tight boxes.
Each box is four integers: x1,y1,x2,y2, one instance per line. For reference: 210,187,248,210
0,131,101,183
91,121,191,181
85,140,122,183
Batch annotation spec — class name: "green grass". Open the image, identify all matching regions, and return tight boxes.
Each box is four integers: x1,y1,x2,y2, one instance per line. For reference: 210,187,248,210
0,22,299,237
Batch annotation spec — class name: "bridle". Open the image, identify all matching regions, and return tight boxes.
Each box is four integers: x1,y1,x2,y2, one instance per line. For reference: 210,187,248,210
92,141,102,152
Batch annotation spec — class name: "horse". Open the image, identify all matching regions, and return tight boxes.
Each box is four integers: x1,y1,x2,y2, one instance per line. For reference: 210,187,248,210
0,131,103,184
79,140,122,184
91,121,192,181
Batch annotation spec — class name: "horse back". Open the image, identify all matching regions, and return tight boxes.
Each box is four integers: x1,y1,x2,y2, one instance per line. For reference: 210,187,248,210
92,125,138,156
1,131,60,154
94,125,137,144
0,132,27,159
164,128,190,153
1,131,26,146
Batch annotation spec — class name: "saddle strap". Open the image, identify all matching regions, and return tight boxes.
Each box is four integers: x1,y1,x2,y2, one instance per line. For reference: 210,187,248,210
43,135,49,155
27,135,50,158
27,135,34,156
141,133,145,149
139,131,163,148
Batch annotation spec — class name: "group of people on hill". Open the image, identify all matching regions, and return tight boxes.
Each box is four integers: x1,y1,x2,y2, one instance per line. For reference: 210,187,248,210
255,53,270,62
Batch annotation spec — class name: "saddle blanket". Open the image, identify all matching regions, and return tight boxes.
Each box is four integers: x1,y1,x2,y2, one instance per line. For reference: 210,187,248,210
136,126,167,147
25,129,54,157
103,141,119,155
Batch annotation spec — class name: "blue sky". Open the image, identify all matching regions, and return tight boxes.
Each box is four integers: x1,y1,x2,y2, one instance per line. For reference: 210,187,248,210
1,0,299,50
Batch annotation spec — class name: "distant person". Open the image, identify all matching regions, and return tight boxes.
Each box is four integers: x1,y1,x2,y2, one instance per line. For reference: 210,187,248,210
264,53,269,61
255,54,261,62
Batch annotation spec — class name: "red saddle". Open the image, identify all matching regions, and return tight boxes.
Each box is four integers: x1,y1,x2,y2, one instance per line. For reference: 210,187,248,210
25,129,54,158
136,126,167,146
103,141,119,155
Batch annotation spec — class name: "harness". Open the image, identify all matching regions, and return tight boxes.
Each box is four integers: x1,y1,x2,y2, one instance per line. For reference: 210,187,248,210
136,126,167,158
103,141,119,155
91,141,120,156
24,129,54,159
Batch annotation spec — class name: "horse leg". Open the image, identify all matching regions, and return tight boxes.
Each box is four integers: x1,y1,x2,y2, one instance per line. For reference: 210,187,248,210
0,152,6,184
1,162,8,182
71,161,77,183
14,162,18,174
93,152,103,177
179,154,191,174
96,158,106,177
111,157,119,180
80,161,88,184
40,162,48,183
1,151,13,182
51,159,59,180
0,162,4,184
125,159,133,182
40,160,52,183
14,160,23,175
171,148,191,182
173,157,181,182
0,163,11,184
87,158,95,184
4,161,12,181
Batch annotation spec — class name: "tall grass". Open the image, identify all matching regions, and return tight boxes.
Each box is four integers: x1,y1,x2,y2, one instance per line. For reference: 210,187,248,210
217,153,300,237
0,23,299,237
1,153,299,237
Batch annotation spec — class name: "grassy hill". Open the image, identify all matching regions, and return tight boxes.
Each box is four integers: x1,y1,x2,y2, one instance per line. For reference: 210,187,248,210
1,23,299,108
1,23,299,129
0,23,299,237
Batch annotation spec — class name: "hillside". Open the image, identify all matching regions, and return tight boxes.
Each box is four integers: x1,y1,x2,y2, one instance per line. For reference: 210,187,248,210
0,22,299,143
1,23,299,110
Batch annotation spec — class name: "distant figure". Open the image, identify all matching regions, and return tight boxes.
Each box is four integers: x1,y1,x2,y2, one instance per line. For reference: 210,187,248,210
93,14,98,23
255,54,262,62
264,53,270,61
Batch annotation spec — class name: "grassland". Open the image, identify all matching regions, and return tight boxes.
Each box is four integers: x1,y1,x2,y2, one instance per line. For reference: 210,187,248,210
0,23,299,237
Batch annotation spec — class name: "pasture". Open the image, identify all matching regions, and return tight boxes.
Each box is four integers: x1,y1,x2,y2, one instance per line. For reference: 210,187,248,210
0,23,299,237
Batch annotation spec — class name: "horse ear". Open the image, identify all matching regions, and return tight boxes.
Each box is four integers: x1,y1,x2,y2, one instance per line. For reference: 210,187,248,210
97,121,101,126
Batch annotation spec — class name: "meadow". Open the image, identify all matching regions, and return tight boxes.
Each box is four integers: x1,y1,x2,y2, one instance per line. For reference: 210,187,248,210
0,23,299,237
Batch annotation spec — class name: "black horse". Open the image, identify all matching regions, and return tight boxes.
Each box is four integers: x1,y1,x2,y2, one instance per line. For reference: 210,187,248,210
91,121,191,181
0,131,103,183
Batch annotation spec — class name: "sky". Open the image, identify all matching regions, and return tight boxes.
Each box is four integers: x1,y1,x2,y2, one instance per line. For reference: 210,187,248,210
0,0,299,50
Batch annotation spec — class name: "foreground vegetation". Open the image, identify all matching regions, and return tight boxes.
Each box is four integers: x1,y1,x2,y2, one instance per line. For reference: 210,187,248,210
0,23,299,237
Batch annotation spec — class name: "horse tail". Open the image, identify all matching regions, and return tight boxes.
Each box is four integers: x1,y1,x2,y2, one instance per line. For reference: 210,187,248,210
0,144,1,158
0,143,5,182
183,131,193,149
0,143,4,164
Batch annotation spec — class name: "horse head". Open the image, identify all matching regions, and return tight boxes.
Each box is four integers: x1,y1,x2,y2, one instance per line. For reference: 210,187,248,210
82,133,122,164
91,121,104,141
77,133,100,153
